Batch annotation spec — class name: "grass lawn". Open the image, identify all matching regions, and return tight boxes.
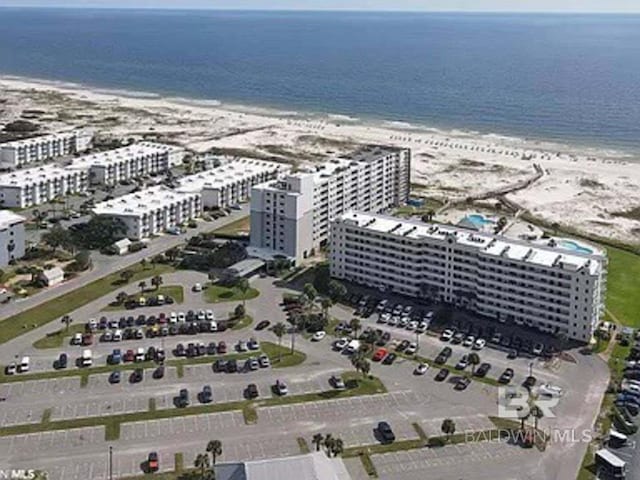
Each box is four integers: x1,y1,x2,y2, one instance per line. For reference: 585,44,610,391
102,285,185,311
212,215,250,236
0,263,174,345
605,246,640,327
203,285,259,304
261,341,306,368
230,315,253,331
33,323,86,349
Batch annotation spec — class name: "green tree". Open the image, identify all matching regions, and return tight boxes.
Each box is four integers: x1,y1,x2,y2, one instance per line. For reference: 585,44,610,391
61,314,73,332
206,439,222,466
323,434,335,457
331,438,344,457
138,281,147,294
234,304,245,319
441,418,456,442
349,318,362,338
273,322,287,364
140,258,148,270
194,453,210,480
303,283,317,303
468,352,480,374
116,291,128,305
150,275,163,290
531,405,544,431
320,297,333,321
70,216,127,250
72,250,92,271
237,277,250,308
42,224,74,252
120,269,134,284
312,433,324,452
328,280,347,303
166,247,181,263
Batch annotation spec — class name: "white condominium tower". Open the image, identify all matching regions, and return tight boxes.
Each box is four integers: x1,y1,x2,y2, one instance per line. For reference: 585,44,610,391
93,185,201,240
330,211,606,342
67,142,184,186
250,145,410,261
0,130,93,169
0,210,26,267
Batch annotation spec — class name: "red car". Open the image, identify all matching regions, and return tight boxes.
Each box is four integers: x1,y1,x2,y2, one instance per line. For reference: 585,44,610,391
217,341,227,354
81,333,93,346
124,349,135,362
148,451,159,472
372,348,388,362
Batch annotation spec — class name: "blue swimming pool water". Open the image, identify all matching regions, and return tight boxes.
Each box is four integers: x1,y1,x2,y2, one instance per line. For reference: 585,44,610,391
559,240,593,254
465,214,495,227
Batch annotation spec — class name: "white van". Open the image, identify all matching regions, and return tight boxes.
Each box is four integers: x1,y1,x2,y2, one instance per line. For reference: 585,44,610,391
81,349,93,367
156,295,165,305
113,330,122,342
19,356,30,373
344,340,361,355
209,321,218,332
72,333,82,345
135,347,145,362
138,297,146,307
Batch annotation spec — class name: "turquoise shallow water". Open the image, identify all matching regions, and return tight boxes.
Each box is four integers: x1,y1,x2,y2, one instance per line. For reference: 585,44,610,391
1,9,639,151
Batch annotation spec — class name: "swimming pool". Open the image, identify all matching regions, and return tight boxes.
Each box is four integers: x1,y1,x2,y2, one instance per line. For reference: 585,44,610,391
465,214,495,227
559,240,593,255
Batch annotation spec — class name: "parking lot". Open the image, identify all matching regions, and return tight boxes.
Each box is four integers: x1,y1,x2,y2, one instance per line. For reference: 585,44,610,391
0,426,105,458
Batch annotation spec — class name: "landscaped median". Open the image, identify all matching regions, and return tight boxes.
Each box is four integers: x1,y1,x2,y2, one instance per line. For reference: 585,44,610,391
0,263,174,345
0,341,302,384
102,285,185,312
0,372,387,442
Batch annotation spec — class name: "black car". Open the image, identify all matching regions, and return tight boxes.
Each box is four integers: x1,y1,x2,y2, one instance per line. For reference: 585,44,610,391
382,353,397,365
214,359,228,372
377,332,391,346
207,342,217,355
131,368,144,383
523,376,537,390
507,349,518,359
455,377,471,390
498,368,514,384
377,421,396,444
200,385,213,403
174,343,185,357
197,343,206,356
56,353,68,369
397,340,410,352
169,325,179,335
435,368,449,382
226,359,238,373
255,320,271,331
109,370,121,384
177,388,190,408
153,365,165,379
246,383,259,399
474,363,491,377
434,353,448,365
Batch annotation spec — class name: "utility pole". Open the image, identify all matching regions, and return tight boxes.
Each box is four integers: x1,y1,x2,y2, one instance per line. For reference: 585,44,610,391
528,361,534,378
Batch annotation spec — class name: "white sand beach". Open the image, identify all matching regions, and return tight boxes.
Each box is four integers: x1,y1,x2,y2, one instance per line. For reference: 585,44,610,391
1,75,639,244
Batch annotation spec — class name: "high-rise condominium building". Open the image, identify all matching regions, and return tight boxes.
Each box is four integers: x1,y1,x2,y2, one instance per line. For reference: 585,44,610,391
330,211,606,342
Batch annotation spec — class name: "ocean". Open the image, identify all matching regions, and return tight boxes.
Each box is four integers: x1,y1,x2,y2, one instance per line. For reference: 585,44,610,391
0,8,639,150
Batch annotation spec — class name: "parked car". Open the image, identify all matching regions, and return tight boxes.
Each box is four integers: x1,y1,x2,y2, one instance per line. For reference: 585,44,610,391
405,342,418,355
56,353,68,369
214,359,228,373
455,377,471,391
131,368,144,383
435,368,449,382
532,343,545,356
312,331,326,342
153,365,165,379
373,348,388,362
5,363,17,375
275,379,288,396
474,363,491,377
499,368,514,384
377,421,396,443
382,353,397,365
177,388,190,407
473,338,486,350
440,329,454,342
523,376,537,390
455,355,469,370
255,320,270,331
258,354,271,368
330,375,346,390
246,383,259,399
147,452,159,473
200,385,213,403
109,370,121,384
414,363,429,375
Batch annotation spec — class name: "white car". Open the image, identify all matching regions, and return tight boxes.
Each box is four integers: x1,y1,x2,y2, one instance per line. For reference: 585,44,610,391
193,283,202,292
72,333,82,345
440,329,454,342
416,322,428,334
169,312,178,324
378,313,391,324
414,363,429,375
407,321,418,331
405,342,418,355
312,331,326,342
463,335,475,348
177,312,186,322
197,311,206,321
388,316,399,327
537,384,563,398
532,343,545,356
205,310,215,320
473,338,486,350
5,362,16,375
334,338,349,350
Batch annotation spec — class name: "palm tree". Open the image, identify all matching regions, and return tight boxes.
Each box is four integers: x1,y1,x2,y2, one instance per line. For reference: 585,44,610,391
323,434,335,457
349,318,362,339
151,275,163,291
303,283,317,304
468,352,480,374
331,438,344,457
273,322,287,363
206,439,222,466
237,278,250,308
138,281,146,294
194,453,210,480
441,418,456,442
320,297,333,321
61,315,73,332
116,291,128,305
359,359,371,378
312,433,324,452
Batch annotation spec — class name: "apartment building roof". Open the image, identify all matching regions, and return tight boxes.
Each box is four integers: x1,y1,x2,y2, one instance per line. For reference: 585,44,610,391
93,185,199,217
67,142,182,170
337,211,604,274
0,210,26,230
339,144,407,163
0,164,83,187
176,158,289,193
0,131,78,150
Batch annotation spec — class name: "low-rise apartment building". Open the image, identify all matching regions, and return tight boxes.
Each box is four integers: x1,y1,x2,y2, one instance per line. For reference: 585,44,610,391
67,142,184,186
0,130,92,169
92,185,202,240
0,210,26,267
330,211,606,342
0,165,89,208
176,158,290,208
250,145,410,261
